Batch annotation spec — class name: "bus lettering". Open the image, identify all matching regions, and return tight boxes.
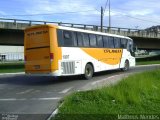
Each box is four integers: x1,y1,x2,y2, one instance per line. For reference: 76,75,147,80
104,49,122,53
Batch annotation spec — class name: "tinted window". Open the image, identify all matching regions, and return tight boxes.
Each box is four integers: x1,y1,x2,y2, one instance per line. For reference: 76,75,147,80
83,33,89,47
57,29,63,46
127,39,135,56
103,36,109,48
108,37,114,48
121,39,127,48
89,34,97,47
72,32,78,46
77,32,83,46
103,36,114,48
97,35,103,47
63,31,73,46
127,40,133,51
114,37,121,48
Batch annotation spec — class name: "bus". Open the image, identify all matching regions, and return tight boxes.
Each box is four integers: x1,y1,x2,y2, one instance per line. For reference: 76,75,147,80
24,24,135,79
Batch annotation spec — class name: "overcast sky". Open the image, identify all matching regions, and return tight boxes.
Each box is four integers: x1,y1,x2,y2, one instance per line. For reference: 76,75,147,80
0,0,160,29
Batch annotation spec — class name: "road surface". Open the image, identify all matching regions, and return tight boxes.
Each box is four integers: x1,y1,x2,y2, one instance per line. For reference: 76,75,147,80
0,64,160,120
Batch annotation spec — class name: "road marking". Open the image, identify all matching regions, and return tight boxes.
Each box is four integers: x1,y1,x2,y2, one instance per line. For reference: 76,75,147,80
59,87,73,94
32,90,41,94
0,98,26,101
91,75,120,85
0,97,61,101
16,89,34,95
31,97,61,100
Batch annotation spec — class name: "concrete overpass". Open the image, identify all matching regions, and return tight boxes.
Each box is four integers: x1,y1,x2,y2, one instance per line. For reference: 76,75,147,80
0,18,160,50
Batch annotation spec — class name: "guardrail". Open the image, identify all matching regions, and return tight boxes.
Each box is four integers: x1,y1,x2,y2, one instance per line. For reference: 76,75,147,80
0,17,141,31
0,18,160,38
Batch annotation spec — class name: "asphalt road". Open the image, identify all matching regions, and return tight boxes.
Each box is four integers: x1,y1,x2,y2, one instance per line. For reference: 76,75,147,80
0,64,160,120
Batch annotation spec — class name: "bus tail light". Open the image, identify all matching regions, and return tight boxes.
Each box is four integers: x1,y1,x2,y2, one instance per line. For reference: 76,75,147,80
50,53,54,60
25,56,27,61
24,56,27,64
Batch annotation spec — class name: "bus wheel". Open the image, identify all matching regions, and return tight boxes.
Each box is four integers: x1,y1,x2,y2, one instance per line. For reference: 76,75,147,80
84,64,94,80
122,60,129,71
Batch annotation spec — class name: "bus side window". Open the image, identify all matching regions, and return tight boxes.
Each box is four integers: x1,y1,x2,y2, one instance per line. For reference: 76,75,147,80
114,37,121,48
89,34,97,47
72,32,78,47
63,30,73,46
127,40,131,51
77,32,83,47
57,29,63,46
121,39,127,49
103,36,109,48
83,33,90,47
108,37,114,48
97,35,103,48
127,40,135,56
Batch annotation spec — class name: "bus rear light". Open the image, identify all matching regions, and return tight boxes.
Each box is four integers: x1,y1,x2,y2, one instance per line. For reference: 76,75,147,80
50,53,54,60
24,56,27,64
25,56,27,61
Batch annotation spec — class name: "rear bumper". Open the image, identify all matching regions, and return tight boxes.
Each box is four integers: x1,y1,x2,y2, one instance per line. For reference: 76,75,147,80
25,70,60,76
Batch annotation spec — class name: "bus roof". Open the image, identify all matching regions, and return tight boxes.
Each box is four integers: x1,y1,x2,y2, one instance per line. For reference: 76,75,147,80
25,24,58,31
58,26,132,40
25,24,132,40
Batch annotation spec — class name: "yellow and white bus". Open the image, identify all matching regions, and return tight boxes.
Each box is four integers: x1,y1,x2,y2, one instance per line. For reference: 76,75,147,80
24,24,135,79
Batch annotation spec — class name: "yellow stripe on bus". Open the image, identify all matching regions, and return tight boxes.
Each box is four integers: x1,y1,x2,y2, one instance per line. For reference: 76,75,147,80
81,48,122,65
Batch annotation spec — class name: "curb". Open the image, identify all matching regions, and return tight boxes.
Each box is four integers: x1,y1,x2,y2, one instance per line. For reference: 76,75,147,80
47,103,63,120
0,72,25,76
135,64,160,67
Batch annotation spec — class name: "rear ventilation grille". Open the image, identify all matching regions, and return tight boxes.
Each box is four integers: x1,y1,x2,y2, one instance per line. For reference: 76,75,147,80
61,61,75,74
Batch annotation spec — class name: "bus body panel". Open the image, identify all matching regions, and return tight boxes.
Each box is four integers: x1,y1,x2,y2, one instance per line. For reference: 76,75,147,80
49,27,62,72
59,47,124,76
25,26,51,73
119,49,135,68
25,25,62,74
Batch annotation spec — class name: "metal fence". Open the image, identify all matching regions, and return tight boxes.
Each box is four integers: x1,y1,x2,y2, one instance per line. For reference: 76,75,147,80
0,52,24,62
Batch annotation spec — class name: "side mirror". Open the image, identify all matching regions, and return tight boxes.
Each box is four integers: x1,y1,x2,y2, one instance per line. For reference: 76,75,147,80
133,44,137,52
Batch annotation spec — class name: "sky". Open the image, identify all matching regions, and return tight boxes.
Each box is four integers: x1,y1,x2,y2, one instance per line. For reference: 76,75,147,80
0,0,160,29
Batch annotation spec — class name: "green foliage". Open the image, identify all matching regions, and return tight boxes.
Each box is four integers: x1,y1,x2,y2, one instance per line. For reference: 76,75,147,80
0,62,24,73
136,55,160,65
53,69,160,120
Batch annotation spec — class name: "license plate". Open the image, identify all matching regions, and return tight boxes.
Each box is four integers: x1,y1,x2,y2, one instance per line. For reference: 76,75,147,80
34,65,40,69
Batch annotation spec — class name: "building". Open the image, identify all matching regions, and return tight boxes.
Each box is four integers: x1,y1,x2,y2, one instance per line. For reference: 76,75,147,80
0,46,24,61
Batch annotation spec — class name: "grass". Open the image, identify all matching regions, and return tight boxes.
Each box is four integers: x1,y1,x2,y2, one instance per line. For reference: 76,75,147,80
0,62,24,73
53,69,160,120
136,60,160,65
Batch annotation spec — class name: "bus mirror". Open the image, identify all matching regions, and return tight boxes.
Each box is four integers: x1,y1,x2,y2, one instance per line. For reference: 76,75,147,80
133,44,137,52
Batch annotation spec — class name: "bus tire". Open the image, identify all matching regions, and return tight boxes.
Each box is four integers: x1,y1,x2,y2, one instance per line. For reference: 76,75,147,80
122,60,129,71
84,64,94,80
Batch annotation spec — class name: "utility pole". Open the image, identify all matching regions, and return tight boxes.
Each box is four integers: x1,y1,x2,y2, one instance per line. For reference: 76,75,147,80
101,6,103,32
109,0,111,28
